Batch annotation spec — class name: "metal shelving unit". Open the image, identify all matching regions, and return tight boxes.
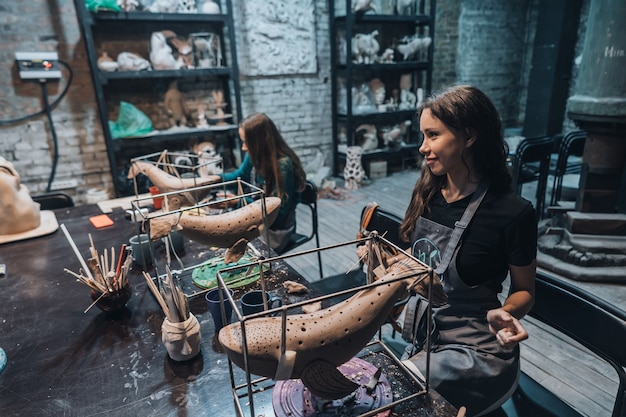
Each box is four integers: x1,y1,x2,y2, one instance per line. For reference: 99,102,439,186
330,0,436,177
73,0,243,196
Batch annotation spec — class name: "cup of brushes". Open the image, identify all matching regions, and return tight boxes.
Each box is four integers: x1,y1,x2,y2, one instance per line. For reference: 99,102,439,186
61,224,133,317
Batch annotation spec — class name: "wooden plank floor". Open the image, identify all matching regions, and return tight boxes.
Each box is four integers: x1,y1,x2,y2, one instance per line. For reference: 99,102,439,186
285,168,621,417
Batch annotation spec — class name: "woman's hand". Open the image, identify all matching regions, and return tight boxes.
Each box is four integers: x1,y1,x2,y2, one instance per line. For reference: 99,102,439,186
487,308,528,349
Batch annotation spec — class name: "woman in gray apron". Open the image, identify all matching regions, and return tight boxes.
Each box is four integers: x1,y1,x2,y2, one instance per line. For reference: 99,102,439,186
397,85,537,416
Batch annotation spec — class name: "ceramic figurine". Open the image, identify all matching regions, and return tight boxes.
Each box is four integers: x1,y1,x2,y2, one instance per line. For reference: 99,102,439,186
192,141,223,175
162,30,194,69
176,0,196,13
191,33,221,68
147,0,178,13
97,52,119,72
355,124,378,151
150,31,182,70
117,0,139,11
196,104,209,128
352,30,380,64
396,0,416,15
208,89,230,125
352,0,375,13
201,0,220,13
396,35,432,61
218,258,445,399
378,47,394,63
164,81,191,128
117,52,151,71
147,197,282,248
343,146,365,190
162,313,201,361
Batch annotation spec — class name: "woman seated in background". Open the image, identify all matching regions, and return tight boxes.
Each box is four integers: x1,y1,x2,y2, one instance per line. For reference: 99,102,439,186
222,113,306,253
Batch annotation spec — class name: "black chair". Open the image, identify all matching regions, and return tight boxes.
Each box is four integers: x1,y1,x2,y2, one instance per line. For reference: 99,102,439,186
359,204,411,338
510,136,555,219
549,130,586,207
276,180,323,279
32,192,74,210
493,270,626,417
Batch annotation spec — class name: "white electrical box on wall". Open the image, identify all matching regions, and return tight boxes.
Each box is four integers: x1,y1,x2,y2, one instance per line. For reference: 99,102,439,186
15,51,62,80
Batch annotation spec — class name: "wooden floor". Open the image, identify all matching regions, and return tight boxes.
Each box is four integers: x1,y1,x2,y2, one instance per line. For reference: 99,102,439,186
285,168,622,417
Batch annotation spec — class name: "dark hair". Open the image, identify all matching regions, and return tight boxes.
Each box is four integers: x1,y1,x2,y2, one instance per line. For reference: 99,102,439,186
399,85,511,241
240,113,306,198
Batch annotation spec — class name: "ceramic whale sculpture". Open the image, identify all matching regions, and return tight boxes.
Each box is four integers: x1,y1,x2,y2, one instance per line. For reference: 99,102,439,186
148,197,281,248
218,258,442,399
127,160,221,195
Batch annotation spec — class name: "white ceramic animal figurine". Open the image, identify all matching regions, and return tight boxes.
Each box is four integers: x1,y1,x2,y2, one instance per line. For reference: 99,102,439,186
218,258,445,400
150,31,182,70
344,146,365,190
396,0,416,15
396,36,432,61
352,31,380,64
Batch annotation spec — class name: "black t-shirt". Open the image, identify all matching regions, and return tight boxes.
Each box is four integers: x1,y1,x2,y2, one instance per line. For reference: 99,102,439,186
423,189,537,289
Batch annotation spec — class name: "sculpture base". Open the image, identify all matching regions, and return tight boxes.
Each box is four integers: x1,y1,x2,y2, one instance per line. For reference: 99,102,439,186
273,357,392,417
537,219,626,282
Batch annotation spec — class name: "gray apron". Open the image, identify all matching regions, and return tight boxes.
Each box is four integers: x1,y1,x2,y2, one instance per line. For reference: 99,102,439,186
401,183,519,415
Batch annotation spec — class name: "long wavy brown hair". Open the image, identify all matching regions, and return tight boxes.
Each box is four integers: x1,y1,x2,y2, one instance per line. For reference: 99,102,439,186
399,85,512,242
240,113,306,199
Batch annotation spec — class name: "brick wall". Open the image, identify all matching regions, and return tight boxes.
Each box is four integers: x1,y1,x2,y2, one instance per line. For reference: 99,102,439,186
0,0,590,203
0,1,111,201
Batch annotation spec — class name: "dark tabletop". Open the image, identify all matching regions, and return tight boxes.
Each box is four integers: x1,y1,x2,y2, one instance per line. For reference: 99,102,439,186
0,205,457,417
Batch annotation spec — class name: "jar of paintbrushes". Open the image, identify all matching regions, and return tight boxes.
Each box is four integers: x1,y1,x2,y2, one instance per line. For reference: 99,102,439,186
61,225,133,317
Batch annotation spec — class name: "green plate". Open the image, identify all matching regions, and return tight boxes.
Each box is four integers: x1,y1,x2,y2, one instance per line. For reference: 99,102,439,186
191,254,268,290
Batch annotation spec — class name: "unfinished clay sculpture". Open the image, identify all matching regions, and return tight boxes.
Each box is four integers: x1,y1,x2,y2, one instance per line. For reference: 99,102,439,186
147,197,282,248
218,258,440,399
127,160,220,194
164,81,191,128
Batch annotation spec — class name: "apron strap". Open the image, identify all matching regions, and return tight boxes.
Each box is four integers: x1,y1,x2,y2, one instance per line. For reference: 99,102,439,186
434,181,489,275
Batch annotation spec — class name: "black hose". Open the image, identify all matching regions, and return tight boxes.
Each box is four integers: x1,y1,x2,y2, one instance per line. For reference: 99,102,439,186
41,82,59,193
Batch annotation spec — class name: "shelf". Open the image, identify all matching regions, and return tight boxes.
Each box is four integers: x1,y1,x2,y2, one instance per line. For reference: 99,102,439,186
110,126,237,151
75,0,242,197
330,0,435,176
99,67,234,83
90,11,228,24
338,143,419,160
334,14,432,25
338,109,417,123
336,61,430,72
